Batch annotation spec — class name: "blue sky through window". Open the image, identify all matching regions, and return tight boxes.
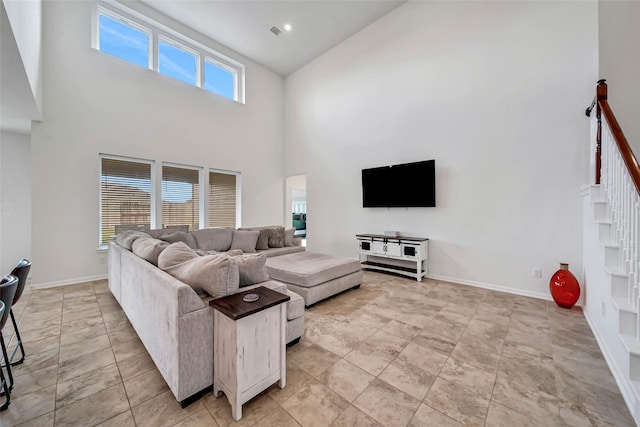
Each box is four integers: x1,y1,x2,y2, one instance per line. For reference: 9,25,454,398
162,181,194,203
205,61,234,100
99,14,149,68
159,41,197,86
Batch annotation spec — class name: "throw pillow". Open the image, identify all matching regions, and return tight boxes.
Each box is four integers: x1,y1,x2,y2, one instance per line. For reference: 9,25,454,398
132,237,169,266
232,253,270,287
115,230,150,250
191,228,233,252
239,227,270,250
268,226,285,248
230,230,259,253
284,228,295,247
158,231,197,249
158,243,240,298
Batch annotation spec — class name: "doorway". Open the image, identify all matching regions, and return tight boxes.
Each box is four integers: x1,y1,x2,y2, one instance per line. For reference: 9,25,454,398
286,175,307,245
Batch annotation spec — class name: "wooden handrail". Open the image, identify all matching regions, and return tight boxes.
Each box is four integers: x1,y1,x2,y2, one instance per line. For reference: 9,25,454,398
591,80,640,195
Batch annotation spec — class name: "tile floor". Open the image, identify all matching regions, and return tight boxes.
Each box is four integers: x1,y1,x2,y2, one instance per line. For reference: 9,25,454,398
0,271,635,426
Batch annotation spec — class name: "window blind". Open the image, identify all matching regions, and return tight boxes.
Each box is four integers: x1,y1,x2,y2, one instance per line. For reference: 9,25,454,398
100,157,152,245
162,165,200,231
208,172,236,228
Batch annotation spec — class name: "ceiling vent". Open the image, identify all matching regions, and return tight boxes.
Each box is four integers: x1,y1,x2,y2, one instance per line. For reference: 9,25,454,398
269,26,282,36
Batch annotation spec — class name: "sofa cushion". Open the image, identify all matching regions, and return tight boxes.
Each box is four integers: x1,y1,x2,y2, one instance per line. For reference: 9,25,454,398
158,231,197,249
158,242,239,298
230,230,259,253
268,226,285,248
265,251,361,287
233,253,269,287
192,228,233,252
132,237,169,266
286,290,305,320
115,230,150,250
145,226,189,239
239,227,270,250
284,228,295,247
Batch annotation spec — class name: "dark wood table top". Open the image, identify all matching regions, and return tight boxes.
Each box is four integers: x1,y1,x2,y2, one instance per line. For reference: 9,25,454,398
209,286,290,320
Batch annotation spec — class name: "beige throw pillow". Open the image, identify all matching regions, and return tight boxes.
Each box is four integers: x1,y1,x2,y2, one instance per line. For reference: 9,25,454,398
158,242,239,298
131,237,169,266
158,231,197,249
115,230,150,250
268,226,285,248
230,230,259,253
232,253,270,286
238,227,270,250
191,228,233,252
284,228,295,247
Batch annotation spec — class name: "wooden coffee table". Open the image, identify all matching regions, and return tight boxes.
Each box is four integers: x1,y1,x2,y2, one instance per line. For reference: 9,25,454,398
209,286,290,421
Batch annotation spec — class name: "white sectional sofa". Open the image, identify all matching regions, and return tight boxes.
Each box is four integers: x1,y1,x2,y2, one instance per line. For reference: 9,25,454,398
107,226,305,405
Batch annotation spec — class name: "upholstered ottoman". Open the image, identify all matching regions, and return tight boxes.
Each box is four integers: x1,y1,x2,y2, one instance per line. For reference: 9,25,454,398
265,252,363,306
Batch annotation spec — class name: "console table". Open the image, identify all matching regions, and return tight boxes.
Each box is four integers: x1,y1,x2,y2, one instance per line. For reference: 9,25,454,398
209,286,290,421
356,234,429,282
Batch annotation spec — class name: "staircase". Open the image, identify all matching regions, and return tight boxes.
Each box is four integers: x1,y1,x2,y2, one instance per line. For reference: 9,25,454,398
582,80,640,424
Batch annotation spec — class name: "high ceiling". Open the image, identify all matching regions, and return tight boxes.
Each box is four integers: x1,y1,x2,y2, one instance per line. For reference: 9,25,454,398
140,0,405,76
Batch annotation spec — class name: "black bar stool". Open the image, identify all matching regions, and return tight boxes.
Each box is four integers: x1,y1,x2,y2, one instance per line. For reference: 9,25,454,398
7,259,31,365
0,275,19,411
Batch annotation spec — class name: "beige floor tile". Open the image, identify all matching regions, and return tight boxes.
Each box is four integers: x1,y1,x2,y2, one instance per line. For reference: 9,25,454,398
117,350,157,380
61,305,102,323
364,330,409,356
343,342,394,376
289,343,341,377
124,367,170,407
438,357,496,398
317,358,375,402
0,384,56,426
133,390,204,427
96,410,137,427
56,363,122,409
205,389,278,426
268,361,316,405
169,408,218,427
12,364,58,399
423,378,488,426
331,405,383,427
112,335,147,361
10,348,59,377
282,382,349,427
353,378,420,427
60,314,104,334
485,401,547,427
14,410,55,427
54,384,130,427
408,404,461,427
378,359,436,401
449,340,500,373
250,405,299,427
19,323,61,343
57,347,116,383
21,335,60,356
59,323,108,347
412,329,456,355
58,333,112,363
397,341,449,375
379,319,421,340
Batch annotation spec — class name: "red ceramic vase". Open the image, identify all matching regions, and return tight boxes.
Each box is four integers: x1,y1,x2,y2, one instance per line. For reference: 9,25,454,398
549,263,580,308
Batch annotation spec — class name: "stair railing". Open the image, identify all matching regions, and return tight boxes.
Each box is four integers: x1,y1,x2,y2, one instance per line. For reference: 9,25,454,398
587,80,640,327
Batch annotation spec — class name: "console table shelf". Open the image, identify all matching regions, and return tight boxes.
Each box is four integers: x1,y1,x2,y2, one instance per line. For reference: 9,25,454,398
356,234,428,282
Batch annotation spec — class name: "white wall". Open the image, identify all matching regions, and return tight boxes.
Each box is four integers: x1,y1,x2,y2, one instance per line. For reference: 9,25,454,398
598,1,640,155
0,131,31,276
29,1,285,286
2,0,43,117
285,1,598,298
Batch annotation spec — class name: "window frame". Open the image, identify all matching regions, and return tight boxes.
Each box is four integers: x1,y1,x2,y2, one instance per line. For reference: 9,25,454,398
92,1,245,103
99,154,156,249
161,162,205,231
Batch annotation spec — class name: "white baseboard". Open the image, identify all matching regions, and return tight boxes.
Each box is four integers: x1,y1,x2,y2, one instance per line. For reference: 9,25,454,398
426,273,555,302
30,274,108,289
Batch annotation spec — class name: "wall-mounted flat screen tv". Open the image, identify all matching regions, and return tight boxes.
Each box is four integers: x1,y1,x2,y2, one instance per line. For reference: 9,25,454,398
362,160,436,207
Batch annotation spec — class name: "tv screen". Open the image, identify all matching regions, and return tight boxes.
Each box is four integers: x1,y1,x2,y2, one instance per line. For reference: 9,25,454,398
362,160,436,207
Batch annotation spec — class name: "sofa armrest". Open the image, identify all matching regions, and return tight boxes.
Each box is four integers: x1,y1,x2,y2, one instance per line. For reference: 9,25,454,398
241,280,288,295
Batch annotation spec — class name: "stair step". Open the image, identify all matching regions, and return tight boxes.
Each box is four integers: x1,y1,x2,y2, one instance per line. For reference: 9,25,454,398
630,379,640,401
613,296,636,313
620,334,640,357
594,201,612,222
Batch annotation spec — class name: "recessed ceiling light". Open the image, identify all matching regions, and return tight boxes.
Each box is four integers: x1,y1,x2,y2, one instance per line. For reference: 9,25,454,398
283,23,292,32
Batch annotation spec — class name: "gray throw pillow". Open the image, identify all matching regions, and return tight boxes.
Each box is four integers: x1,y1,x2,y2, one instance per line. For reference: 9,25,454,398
284,228,295,247
239,227,270,250
232,253,270,287
230,230,259,253
158,242,239,298
268,226,285,248
191,228,233,252
158,231,197,249
115,230,150,250
131,237,169,266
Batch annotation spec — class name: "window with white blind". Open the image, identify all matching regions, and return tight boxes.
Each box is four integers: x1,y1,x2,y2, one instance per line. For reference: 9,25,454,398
162,165,201,231
100,156,153,245
208,171,237,228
